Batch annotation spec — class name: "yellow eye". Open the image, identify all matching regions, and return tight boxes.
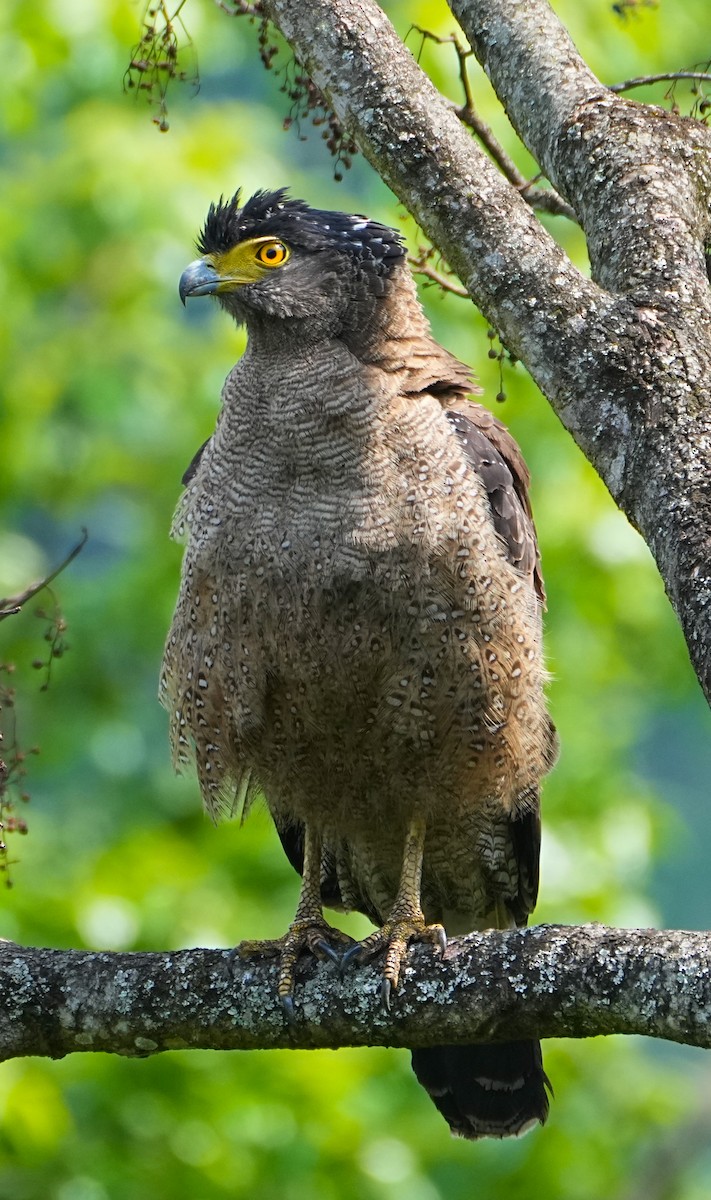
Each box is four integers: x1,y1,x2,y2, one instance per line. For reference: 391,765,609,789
255,240,289,267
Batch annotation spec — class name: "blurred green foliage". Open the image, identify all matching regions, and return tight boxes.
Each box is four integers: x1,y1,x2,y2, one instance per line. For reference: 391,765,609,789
1,0,711,1196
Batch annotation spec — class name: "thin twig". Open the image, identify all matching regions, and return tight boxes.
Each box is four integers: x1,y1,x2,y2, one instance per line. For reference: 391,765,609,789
609,71,711,94
0,530,88,623
214,0,264,14
455,104,525,191
455,104,578,220
410,25,577,222
408,255,470,298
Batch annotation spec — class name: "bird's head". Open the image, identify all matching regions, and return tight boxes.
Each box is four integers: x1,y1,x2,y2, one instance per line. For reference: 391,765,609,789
179,188,407,342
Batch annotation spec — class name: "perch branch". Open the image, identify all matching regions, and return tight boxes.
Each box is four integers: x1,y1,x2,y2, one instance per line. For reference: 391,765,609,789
2,925,711,1062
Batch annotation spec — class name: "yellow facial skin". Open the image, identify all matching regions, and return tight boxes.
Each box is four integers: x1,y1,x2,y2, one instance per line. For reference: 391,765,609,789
179,236,290,302
209,236,290,289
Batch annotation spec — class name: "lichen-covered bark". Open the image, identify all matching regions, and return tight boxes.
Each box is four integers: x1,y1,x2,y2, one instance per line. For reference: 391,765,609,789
2,926,711,1062
262,0,711,706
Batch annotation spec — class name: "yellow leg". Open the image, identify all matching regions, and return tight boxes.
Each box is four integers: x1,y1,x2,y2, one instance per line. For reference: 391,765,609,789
343,814,447,1007
237,824,353,1020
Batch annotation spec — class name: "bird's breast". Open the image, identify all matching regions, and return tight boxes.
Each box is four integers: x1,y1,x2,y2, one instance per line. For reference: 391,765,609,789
164,393,549,829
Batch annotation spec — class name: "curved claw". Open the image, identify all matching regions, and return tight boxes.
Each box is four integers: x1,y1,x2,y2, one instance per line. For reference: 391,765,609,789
281,993,296,1026
340,942,365,972
314,938,345,968
340,915,448,1002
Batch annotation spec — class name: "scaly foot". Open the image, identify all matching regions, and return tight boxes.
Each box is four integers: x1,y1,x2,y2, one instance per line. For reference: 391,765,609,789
342,913,447,1009
236,918,354,1022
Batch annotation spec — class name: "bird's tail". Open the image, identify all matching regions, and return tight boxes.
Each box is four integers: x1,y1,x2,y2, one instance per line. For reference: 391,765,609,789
411,1040,550,1139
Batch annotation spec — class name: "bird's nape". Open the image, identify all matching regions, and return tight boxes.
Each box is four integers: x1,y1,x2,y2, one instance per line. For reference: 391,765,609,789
195,187,405,269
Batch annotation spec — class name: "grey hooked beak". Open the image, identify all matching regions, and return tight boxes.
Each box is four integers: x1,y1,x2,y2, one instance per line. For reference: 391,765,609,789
179,259,221,305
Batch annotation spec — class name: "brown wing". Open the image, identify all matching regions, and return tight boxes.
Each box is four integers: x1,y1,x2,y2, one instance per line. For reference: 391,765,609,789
443,399,550,925
445,402,545,606
400,336,543,604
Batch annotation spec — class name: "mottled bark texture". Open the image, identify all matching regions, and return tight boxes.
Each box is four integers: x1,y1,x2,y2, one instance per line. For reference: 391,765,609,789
262,0,711,705
2,926,711,1062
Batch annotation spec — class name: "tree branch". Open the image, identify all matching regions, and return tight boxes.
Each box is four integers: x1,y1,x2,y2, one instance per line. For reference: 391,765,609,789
261,0,600,348
449,0,605,180
0,529,88,622
449,0,711,296
410,24,577,220
3,925,711,1062
408,250,470,298
609,71,711,95
452,99,578,221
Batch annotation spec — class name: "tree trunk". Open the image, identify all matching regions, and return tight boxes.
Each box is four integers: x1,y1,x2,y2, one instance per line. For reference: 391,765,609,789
262,0,711,705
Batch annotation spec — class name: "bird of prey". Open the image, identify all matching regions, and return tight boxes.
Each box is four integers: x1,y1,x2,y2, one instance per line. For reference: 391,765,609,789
162,188,557,1139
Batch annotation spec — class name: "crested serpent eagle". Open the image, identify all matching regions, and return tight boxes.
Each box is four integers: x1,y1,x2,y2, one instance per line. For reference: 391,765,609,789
161,188,558,1139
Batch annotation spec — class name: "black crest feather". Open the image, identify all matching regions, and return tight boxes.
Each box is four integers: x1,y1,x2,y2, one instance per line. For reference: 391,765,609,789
197,187,406,276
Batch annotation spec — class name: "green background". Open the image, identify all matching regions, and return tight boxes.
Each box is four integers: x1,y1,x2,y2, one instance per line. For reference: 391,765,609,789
2,1,711,1196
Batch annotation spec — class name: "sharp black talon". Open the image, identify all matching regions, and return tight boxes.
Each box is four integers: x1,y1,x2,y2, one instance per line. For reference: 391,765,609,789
281,994,296,1025
340,942,364,971
314,939,343,967
437,927,448,955
226,946,240,976
381,977,392,1011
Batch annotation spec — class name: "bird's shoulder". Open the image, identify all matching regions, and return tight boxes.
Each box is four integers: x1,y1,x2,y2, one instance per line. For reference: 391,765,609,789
392,326,544,603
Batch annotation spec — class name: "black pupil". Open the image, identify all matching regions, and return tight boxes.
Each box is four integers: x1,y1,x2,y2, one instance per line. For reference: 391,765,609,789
265,246,279,259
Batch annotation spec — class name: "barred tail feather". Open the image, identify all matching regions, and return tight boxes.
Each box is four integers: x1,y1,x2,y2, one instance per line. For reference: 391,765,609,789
411,1040,551,1140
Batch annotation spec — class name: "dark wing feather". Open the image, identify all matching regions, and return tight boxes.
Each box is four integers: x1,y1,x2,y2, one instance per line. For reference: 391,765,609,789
508,799,541,923
445,405,545,605
182,439,210,487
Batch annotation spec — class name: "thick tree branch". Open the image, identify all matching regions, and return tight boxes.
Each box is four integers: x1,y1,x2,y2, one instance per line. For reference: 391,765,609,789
411,24,576,220
450,0,711,298
449,0,604,180
3,926,711,1062
259,0,711,707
